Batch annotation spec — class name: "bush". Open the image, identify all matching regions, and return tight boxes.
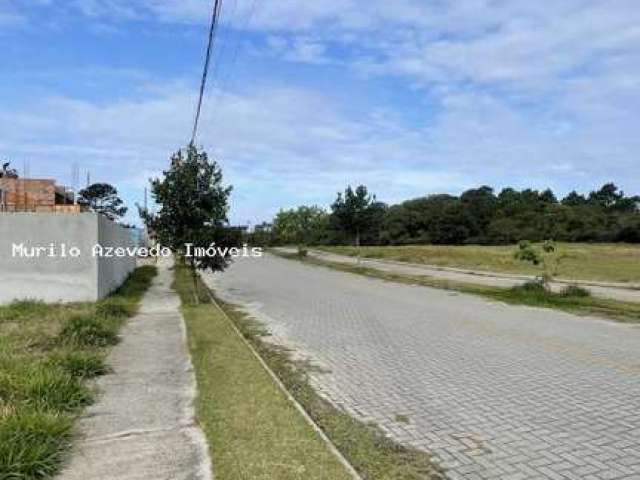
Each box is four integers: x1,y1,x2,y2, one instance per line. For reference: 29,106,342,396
58,315,118,347
0,409,72,479
515,280,547,294
560,285,591,298
514,241,542,265
47,351,108,379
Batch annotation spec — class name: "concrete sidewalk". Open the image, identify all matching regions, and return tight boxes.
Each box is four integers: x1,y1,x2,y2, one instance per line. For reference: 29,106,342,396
276,247,640,303
59,259,212,480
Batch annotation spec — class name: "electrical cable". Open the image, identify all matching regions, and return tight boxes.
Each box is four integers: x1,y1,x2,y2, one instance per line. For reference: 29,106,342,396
190,0,223,146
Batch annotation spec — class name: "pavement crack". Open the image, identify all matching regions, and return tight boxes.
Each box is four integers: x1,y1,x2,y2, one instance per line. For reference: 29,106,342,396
80,422,199,445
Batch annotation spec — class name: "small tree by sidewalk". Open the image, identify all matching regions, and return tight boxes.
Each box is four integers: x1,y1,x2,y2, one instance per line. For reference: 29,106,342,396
514,240,567,289
140,144,239,302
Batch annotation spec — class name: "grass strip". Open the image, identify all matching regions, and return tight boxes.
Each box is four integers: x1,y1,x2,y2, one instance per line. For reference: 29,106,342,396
273,251,640,324
0,265,156,480
174,262,355,480
174,262,445,480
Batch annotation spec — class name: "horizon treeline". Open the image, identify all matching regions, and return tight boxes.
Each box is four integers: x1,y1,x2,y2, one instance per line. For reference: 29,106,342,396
252,183,640,246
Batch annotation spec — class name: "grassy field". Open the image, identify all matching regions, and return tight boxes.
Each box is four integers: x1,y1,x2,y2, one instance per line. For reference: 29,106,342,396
0,266,156,480
274,251,640,324
174,263,444,480
319,243,640,283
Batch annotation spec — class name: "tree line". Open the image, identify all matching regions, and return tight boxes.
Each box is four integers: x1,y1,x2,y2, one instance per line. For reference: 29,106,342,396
253,183,640,246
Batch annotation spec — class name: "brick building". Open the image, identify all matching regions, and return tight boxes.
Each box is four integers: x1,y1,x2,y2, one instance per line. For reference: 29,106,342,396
0,177,81,213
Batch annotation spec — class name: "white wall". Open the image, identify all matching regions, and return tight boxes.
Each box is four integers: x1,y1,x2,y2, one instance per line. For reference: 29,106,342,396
0,213,136,304
96,214,137,298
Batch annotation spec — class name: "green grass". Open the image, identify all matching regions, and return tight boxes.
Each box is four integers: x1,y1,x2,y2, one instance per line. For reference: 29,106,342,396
0,410,73,480
318,243,640,284
47,351,109,379
0,266,156,480
275,251,640,324
58,315,120,348
174,263,354,480
174,262,445,480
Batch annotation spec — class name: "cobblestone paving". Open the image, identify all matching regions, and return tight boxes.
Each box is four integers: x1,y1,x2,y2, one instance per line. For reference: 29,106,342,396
204,255,640,480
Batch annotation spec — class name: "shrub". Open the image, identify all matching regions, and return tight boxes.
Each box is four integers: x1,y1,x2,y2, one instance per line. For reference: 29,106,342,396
514,241,542,265
47,351,108,379
58,315,118,347
560,285,591,298
0,409,72,479
515,280,547,294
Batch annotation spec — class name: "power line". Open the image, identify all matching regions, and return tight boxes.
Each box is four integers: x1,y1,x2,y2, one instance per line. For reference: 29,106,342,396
190,0,223,146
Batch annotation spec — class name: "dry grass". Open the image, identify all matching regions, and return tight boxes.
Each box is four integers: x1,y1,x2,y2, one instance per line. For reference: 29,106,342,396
319,243,640,283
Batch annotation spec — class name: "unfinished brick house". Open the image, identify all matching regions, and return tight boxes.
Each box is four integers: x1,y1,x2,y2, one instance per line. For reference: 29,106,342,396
0,177,81,213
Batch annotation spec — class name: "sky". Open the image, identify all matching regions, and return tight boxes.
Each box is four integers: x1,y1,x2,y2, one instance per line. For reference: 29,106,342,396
1,0,639,226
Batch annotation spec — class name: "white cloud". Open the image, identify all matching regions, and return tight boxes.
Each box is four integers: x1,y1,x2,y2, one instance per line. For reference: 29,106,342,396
3,71,637,226
0,80,477,222
3,0,639,223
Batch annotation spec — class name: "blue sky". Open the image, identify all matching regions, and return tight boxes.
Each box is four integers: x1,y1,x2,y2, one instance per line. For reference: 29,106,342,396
1,1,639,225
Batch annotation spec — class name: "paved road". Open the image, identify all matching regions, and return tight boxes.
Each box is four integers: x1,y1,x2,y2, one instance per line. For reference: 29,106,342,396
205,254,640,480
275,248,640,303
60,259,212,480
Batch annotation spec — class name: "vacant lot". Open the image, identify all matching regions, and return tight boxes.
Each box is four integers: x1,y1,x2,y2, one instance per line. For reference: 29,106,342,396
320,243,640,283
0,267,156,479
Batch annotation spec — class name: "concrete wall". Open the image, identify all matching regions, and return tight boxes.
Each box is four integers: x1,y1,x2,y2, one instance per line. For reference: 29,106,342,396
96,215,137,298
0,213,136,304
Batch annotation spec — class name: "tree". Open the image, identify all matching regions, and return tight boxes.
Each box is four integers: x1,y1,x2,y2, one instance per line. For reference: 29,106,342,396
272,206,328,245
267,182,640,247
588,183,639,213
514,240,566,288
460,186,497,242
78,183,127,220
331,185,377,248
140,144,239,301
561,191,587,207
